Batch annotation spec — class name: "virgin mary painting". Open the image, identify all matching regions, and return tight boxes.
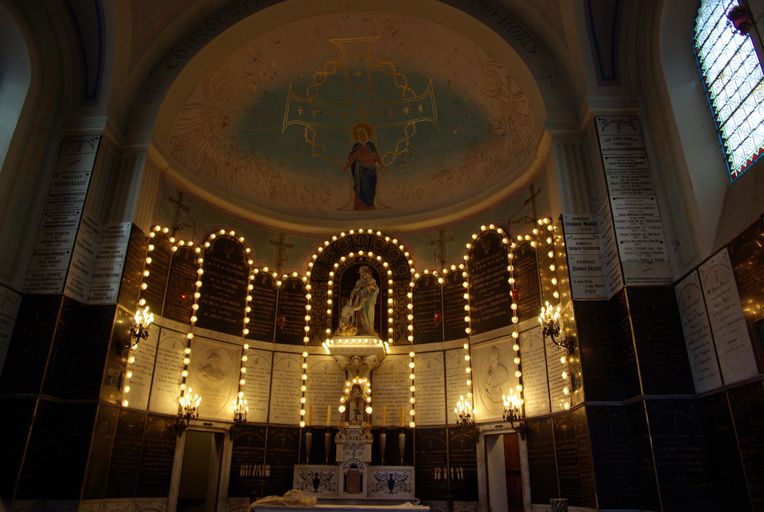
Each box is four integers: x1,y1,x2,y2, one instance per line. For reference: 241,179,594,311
341,123,386,210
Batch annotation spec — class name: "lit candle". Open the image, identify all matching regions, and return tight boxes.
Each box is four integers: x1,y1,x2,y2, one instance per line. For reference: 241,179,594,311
325,404,331,426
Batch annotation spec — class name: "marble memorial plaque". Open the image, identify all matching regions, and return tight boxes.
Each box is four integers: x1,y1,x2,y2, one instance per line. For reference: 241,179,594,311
412,351,446,426
445,347,469,424
243,348,273,423
163,246,197,324
306,355,345,427
0,284,22,375
196,236,249,336
148,329,187,415
443,272,468,341
268,352,302,424
467,232,511,334
275,277,307,344
106,410,146,497
413,428,448,500
126,323,159,410
519,325,550,416
471,338,518,421
513,242,541,322
137,415,177,497
141,233,172,314
186,336,241,420
248,272,277,342
413,274,443,344
372,355,411,427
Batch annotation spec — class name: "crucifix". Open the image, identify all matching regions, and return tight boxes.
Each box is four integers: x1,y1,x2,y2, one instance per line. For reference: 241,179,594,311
168,191,192,237
429,229,453,269
270,233,294,275
506,183,542,239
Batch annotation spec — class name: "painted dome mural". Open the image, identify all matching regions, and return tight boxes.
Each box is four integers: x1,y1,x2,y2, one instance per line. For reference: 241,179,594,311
165,11,541,224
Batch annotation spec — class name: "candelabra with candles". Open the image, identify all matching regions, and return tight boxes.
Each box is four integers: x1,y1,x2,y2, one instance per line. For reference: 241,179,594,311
538,301,575,350
174,387,201,436
502,392,527,439
454,395,476,430
125,306,154,350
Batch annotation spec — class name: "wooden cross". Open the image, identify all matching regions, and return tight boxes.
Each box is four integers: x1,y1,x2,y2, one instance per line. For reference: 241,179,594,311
270,233,294,274
429,229,453,269
168,191,192,236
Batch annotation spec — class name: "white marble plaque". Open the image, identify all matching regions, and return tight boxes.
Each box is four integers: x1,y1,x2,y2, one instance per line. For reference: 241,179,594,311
306,355,345,427
268,352,302,424
471,338,518,421
599,201,623,297
445,347,469,424
126,324,159,410
88,222,132,304
545,332,567,412
519,326,550,416
699,249,758,384
675,271,722,393
243,348,272,423
186,336,241,421
0,284,21,375
596,117,644,153
412,351,446,426
148,328,187,415
372,355,410,427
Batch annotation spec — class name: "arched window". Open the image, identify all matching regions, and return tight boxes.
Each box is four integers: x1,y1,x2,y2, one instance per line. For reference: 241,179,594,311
694,0,764,181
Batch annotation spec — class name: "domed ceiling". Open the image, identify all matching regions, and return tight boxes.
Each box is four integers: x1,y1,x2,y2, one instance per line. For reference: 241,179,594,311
164,11,542,227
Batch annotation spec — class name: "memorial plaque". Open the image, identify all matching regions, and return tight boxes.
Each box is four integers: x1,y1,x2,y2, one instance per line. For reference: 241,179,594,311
627,402,660,511
17,401,97,499
196,236,249,336
186,337,241,421
698,393,749,510
125,323,159,410
519,326,549,417
275,277,307,345
412,351,446,426
229,425,267,498
413,274,443,344
164,246,197,323
563,213,608,300
675,271,723,392
471,338,518,421
727,218,764,370
0,284,22,375
728,382,764,509
243,348,273,423
268,352,302,424
118,224,147,308
264,427,300,496
136,415,178,497
445,348,469,424
513,243,541,322
141,233,172,314
43,299,115,399
106,410,147,497
627,287,693,394
553,408,595,508
468,232,511,334
447,428,478,501
646,400,718,510
306,355,345,427
248,272,277,342
0,294,60,394
83,405,119,499
699,249,758,384
148,328,187,415
443,271,468,341
414,428,448,500
525,417,556,504
612,291,641,399
0,397,35,498
372,355,410,427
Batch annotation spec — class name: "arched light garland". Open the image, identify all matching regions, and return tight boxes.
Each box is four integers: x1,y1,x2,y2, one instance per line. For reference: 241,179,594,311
123,225,186,408
232,243,257,423
299,349,308,427
338,376,373,422
408,351,416,428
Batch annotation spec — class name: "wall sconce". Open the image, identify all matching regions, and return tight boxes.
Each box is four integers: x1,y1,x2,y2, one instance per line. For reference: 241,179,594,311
502,392,527,440
230,395,248,437
538,301,575,351
728,5,754,35
174,388,201,436
125,306,154,350
454,395,476,430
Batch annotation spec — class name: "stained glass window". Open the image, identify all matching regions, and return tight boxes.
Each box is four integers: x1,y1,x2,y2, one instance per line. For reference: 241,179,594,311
694,0,764,181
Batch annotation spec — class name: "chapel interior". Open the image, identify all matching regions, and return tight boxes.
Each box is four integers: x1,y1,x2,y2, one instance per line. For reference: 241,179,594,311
1,1,764,511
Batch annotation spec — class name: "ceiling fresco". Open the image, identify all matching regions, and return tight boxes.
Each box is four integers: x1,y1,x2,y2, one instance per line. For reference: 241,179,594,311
166,11,540,222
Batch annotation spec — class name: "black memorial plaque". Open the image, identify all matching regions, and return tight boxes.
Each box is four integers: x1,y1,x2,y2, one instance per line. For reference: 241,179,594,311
0,397,36,498
467,232,510,334
83,405,119,499
553,408,595,508
248,272,277,342
447,428,478,501
164,246,198,323
43,298,115,399
414,428,448,500
698,393,750,510
17,401,97,499
275,277,307,345
136,415,177,497
142,233,172,314
646,399,718,510
627,402,660,510
371,428,410,466
526,417,557,504
627,287,694,395
728,382,764,509
264,427,300,496
728,218,764,370
229,425,268,498
443,272,468,341
307,282,329,345
0,295,61,394
196,236,249,336
613,291,641,399
413,274,443,344
573,300,623,401
513,242,541,322
106,409,147,497
118,225,148,309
